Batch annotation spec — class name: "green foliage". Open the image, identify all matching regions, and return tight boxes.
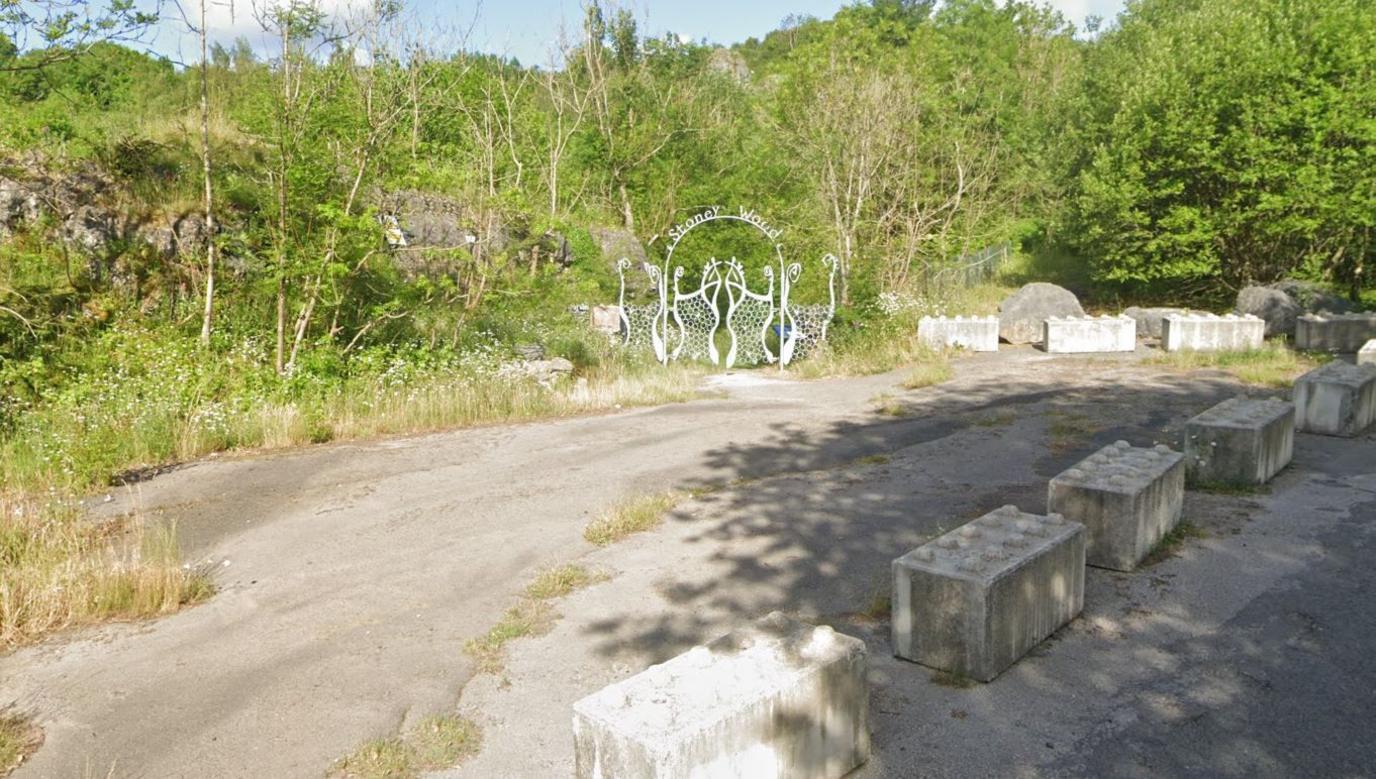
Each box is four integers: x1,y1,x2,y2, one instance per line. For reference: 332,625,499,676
1067,0,1376,296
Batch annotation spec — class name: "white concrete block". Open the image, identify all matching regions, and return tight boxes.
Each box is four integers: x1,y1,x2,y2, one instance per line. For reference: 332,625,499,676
1043,314,1136,353
1293,361,1376,437
1296,313,1376,352
891,506,1084,682
918,316,998,352
1048,441,1185,571
1185,398,1294,485
1359,339,1376,366
572,613,869,779
1161,313,1265,352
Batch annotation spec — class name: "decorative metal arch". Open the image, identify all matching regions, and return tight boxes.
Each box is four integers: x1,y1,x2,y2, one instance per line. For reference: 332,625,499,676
611,207,836,369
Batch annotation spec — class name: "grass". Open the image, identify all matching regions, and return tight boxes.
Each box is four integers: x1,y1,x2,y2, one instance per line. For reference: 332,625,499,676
929,670,979,689
855,454,891,466
1141,521,1208,567
463,564,607,675
858,590,891,622
582,490,684,547
1145,343,1323,388
0,711,42,776
1047,410,1102,453
1188,479,1270,496
900,358,953,389
870,393,909,417
0,492,215,650
330,715,481,779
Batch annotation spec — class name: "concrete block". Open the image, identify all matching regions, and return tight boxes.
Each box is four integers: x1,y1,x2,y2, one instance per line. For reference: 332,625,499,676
891,506,1084,682
1048,441,1185,571
1296,313,1376,353
1185,398,1294,485
591,304,624,335
1359,339,1376,366
572,613,869,779
918,315,998,352
1161,313,1264,352
1043,314,1136,354
1293,361,1376,437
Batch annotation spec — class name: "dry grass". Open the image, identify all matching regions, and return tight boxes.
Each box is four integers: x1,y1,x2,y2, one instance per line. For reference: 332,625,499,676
900,358,953,389
582,491,683,547
0,711,42,777
1145,343,1323,388
463,564,607,675
330,715,481,779
0,492,215,650
869,393,910,418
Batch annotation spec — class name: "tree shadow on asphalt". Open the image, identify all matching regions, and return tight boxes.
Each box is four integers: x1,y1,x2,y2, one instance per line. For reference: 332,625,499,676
572,364,1376,776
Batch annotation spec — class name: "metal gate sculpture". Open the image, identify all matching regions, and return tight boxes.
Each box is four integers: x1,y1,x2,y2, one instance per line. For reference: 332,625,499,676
613,206,837,369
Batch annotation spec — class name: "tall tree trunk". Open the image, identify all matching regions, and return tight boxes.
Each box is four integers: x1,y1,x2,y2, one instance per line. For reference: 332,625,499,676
197,0,216,346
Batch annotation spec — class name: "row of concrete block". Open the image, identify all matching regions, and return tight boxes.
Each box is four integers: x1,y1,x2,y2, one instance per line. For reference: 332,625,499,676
919,311,1376,355
570,362,1376,778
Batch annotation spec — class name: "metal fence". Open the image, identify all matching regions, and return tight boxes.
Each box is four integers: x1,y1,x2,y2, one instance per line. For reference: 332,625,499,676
929,242,1011,289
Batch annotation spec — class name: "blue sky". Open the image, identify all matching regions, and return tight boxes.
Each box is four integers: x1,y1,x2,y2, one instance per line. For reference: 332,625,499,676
143,0,1127,67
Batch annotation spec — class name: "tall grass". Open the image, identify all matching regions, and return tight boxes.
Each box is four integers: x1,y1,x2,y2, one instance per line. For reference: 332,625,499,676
1145,343,1323,387
0,492,214,650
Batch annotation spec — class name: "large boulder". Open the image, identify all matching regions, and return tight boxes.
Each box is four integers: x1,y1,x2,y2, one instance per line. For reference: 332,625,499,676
1271,280,1355,315
1235,286,1301,337
997,282,1085,344
1123,306,1190,339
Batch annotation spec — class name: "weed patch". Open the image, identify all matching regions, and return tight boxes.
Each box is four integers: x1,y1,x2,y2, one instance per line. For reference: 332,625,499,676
583,491,683,547
464,564,608,675
855,454,891,466
870,393,909,417
929,670,979,689
900,358,953,390
1048,411,1101,453
1142,522,1208,567
331,715,481,778
0,711,42,777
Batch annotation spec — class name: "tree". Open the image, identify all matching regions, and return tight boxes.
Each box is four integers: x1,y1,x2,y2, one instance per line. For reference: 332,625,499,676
1067,0,1375,297
0,0,159,72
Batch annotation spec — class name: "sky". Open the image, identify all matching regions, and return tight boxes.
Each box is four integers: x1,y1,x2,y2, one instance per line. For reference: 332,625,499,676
140,0,1128,67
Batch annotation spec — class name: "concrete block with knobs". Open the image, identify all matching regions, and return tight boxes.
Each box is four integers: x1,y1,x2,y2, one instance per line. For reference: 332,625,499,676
1042,315,1136,353
1295,313,1376,352
1047,441,1185,572
918,315,999,352
891,506,1085,682
1185,398,1294,485
572,612,870,779
1161,313,1264,352
1357,339,1376,366
1292,361,1376,437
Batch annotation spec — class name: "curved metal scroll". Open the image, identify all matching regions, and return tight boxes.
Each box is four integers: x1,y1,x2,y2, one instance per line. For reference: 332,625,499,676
723,258,775,369
670,260,724,363
778,253,838,366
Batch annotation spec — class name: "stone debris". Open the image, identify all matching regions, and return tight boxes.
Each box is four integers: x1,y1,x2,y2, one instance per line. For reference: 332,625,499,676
572,612,869,779
1295,312,1376,353
1043,314,1137,354
1292,361,1376,437
917,315,999,352
1185,397,1294,485
891,505,1085,682
1160,313,1264,352
1048,441,1186,571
